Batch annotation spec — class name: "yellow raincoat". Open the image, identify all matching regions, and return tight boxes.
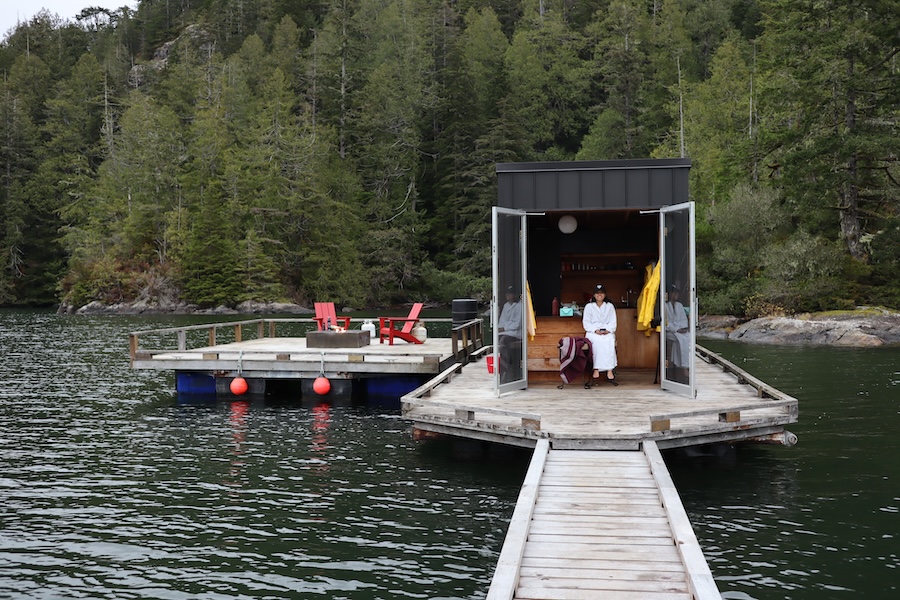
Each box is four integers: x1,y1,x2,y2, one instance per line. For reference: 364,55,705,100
636,261,661,335
526,281,537,340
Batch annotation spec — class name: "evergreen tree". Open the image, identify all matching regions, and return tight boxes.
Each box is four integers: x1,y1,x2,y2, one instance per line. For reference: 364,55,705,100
177,52,243,306
758,0,900,265
346,0,436,303
426,7,518,279
0,80,38,303
504,8,590,156
25,53,106,303
657,34,756,204
581,0,652,159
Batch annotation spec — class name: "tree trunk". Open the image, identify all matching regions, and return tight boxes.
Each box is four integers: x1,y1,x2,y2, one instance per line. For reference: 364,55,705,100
840,57,866,262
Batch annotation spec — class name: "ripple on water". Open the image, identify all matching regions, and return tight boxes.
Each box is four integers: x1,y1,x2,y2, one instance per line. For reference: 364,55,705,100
0,312,525,599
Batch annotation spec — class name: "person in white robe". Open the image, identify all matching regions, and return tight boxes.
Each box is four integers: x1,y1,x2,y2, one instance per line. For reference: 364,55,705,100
583,284,618,384
665,286,691,382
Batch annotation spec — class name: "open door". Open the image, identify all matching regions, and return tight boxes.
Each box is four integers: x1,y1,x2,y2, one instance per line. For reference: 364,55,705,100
492,207,528,396
660,202,696,397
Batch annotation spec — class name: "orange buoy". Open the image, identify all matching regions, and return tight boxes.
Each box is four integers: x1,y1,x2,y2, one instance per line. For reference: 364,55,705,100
313,376,331,395
230,376,248,395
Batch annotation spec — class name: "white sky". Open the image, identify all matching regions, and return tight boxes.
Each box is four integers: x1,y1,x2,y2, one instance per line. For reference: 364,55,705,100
1,2,137,40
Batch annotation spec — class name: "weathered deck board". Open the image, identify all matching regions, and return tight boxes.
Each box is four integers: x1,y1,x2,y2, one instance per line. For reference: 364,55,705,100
403,346,798,450
487,440,719,600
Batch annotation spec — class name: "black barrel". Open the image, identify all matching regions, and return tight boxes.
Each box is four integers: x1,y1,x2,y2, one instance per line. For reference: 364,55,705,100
452,298,478,326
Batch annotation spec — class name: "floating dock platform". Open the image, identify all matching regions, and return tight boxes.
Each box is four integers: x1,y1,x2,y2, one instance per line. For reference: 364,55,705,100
128,317,484,397
402,345,798,599
129,319,797,598
401,345,798,450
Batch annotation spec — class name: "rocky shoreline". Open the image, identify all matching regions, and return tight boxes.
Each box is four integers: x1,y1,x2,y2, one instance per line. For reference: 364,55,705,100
61,301,900,347
698,308,900,347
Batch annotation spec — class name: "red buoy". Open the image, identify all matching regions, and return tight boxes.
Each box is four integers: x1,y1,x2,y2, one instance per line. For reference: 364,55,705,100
313,376,331,395
230,377,248,395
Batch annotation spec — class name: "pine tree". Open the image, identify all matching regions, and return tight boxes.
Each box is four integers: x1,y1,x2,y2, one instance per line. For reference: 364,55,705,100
758,0,900,263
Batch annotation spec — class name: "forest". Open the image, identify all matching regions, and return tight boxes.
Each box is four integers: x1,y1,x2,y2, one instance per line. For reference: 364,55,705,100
0,0,897,315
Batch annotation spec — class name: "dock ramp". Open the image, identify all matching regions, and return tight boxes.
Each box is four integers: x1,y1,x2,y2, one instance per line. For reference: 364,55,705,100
488,439,720,600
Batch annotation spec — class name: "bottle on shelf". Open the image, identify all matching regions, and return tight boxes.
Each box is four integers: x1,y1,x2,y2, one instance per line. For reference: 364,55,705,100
552,297,559,316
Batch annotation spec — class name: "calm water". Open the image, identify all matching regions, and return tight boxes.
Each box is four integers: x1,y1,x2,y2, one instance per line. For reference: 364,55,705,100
1,311,897,599
0,310,529,599
677,339,899,599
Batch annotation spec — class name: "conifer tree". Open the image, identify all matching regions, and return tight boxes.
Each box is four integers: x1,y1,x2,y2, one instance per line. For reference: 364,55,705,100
758,0,900,263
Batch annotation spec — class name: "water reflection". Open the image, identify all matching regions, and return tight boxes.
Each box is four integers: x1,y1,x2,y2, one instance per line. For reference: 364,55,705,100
310,402,332,475
226,400,249,491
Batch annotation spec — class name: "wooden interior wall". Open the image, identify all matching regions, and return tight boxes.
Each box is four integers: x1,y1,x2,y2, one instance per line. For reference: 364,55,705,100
527,312,659,382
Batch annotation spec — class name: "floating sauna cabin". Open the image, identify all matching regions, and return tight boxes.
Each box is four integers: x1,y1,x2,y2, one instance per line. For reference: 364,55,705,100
493,158,694,393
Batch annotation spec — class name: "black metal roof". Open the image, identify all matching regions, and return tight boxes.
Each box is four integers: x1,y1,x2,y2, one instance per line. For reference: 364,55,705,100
496,158,691,211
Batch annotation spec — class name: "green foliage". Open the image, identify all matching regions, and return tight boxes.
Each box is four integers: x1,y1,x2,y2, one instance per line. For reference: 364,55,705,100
416,262,491,304
577,108,626,160
0,0,895,313
742,293,786,319
757,0,900,262
179,198,243,307
866,217,900,308
700,183,790,314
59,256,146,307
703,184,853,315
759,230,848,313
505,11,591,155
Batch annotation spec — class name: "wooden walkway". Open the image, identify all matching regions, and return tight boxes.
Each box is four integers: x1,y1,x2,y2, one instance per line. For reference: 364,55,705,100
405,345,798,599
488,439,719,599
402,345,799,450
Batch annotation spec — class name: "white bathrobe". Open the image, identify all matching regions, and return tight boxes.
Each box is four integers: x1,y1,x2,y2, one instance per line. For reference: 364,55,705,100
582,300,618,371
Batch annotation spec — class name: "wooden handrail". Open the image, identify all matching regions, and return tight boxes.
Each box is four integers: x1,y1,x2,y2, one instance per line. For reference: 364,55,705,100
696,344,797,402
644,441,721,599
650,399,797,432
402,356,539,431
128,317,483,363
486,439,550,600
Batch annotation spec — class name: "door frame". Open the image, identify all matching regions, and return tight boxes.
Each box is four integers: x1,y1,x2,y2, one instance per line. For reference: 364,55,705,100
492,207,528,396
659,202,696,398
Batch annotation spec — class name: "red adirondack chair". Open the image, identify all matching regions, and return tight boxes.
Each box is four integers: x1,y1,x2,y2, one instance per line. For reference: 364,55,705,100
314,302,351,331
378,303,425,344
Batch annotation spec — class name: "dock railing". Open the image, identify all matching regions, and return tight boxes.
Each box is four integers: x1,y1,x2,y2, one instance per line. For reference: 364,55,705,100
695,344,796,401
649,345,799,438
450,318,485,363
644,440,722,599
128,317,485,367
401,345,544,436
485,439,550,600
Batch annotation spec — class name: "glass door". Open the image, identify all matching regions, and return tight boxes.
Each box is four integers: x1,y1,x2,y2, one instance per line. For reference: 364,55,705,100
660,202,696,397
492,207,528,395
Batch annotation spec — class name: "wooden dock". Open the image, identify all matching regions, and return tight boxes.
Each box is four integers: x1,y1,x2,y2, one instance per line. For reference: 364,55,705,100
403,345,798,599
128,317,484,381
402,345,799,450
487,439,719,600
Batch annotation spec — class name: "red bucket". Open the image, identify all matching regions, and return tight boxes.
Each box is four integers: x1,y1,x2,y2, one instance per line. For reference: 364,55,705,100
486,356,495,374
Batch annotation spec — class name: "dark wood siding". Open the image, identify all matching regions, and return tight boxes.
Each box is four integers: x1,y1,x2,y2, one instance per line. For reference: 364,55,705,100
497,158,691,210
